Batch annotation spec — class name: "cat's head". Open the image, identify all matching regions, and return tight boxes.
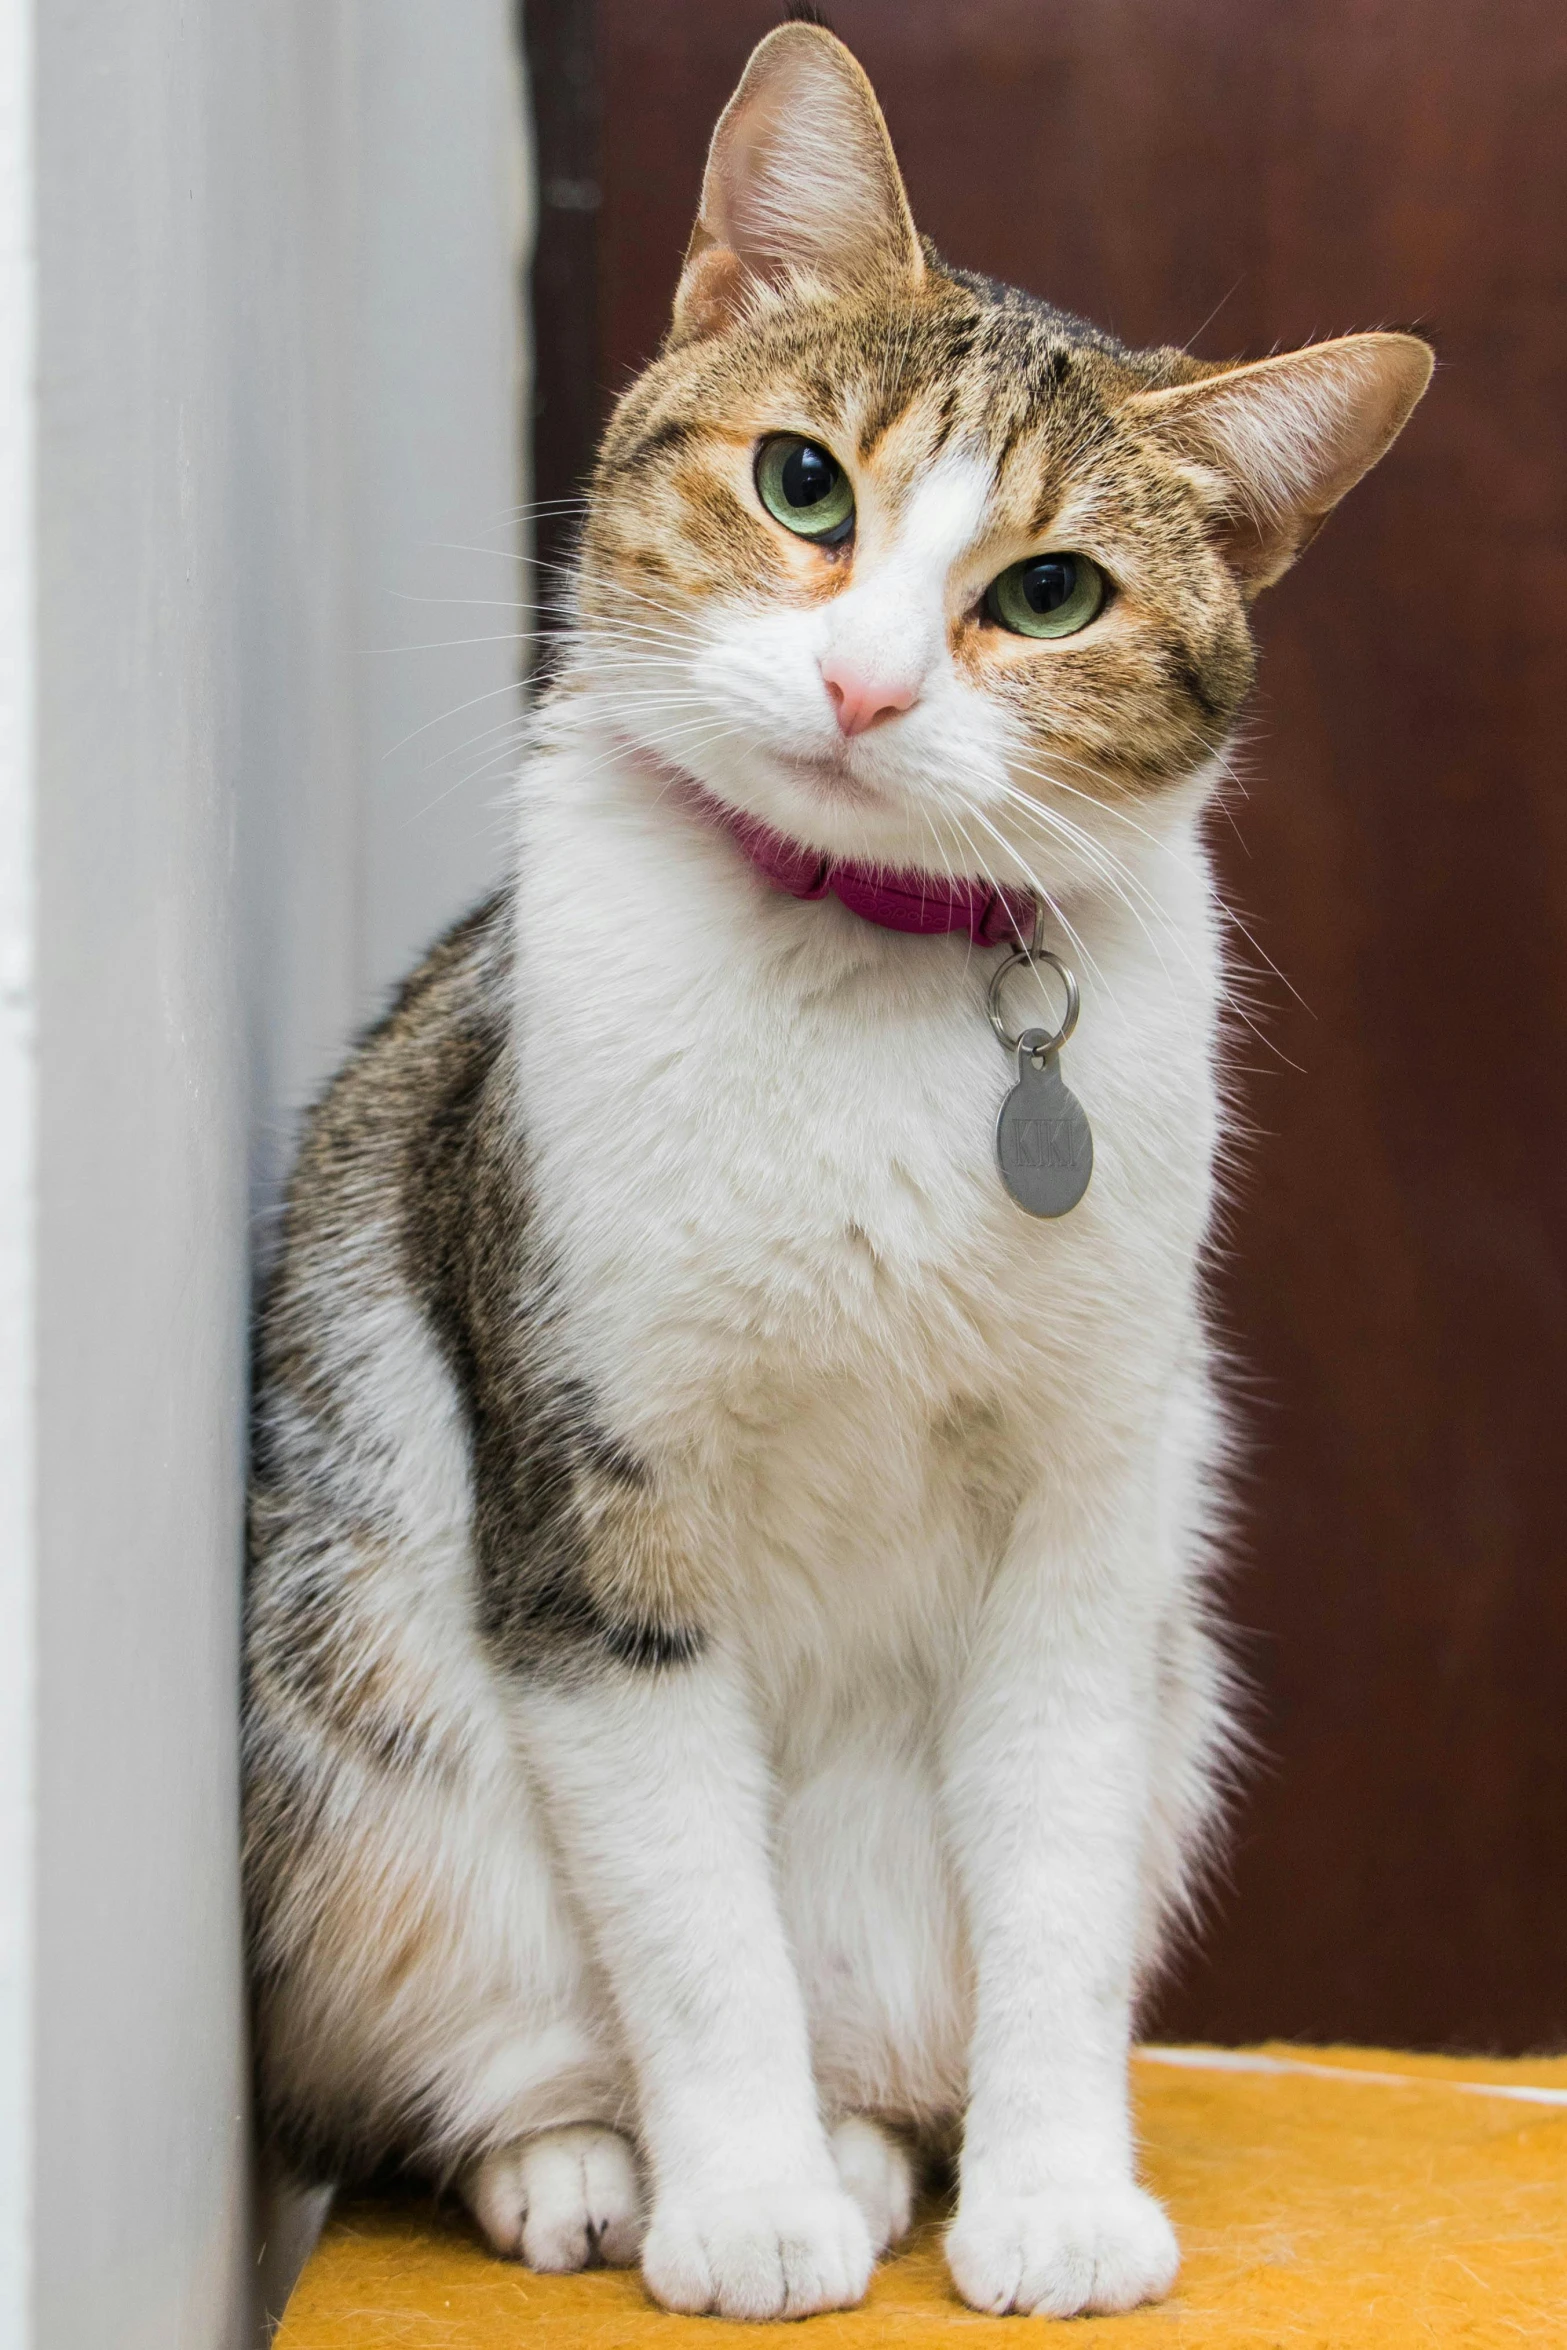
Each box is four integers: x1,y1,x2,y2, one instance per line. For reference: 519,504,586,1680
570,23,1431,896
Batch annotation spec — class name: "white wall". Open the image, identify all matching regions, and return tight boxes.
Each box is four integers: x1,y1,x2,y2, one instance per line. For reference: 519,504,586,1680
1,5,529,2345
0,0,38,2337
350,1,531,1013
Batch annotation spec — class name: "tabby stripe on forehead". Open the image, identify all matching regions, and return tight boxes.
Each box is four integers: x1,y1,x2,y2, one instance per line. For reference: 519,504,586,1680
605,414,702,475
856,383,923,462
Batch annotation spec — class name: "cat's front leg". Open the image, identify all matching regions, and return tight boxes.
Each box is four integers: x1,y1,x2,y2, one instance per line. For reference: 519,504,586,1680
941,1466,1180,2319
519,1648,873,2320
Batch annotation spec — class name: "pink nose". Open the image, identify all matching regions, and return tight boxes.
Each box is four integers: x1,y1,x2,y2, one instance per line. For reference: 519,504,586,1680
820,658,917,738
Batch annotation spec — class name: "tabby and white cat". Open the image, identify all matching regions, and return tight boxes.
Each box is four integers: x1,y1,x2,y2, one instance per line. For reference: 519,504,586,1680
245,22,1429,2321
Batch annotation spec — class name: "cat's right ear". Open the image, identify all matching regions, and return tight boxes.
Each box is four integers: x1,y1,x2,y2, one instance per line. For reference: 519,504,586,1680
1125,334,1434,592
670,25,924,345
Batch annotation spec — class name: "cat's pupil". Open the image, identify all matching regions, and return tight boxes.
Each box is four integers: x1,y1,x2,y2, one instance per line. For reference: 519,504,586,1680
1021,557,1076,614
781,442,837,509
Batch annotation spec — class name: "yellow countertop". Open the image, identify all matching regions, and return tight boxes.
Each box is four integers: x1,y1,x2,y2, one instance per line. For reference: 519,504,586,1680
276,2044,1567,2347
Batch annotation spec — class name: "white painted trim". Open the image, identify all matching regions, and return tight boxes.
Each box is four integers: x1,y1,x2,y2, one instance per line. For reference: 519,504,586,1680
0,0,35,2337
1141,2045,1567,2110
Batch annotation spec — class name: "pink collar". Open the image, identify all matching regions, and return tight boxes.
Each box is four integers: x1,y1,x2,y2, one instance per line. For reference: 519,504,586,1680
693,786,1034,948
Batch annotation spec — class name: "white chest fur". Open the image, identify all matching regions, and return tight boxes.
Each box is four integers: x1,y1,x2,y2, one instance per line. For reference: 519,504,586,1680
513,737,1222,1656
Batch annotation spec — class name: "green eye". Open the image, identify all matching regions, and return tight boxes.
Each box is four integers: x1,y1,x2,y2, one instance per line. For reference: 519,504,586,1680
755,435,855,545
985,552,1107,639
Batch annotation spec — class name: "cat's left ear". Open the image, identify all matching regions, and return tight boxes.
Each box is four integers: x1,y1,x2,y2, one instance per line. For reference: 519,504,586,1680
1125,332,1434,592
670,24,924,344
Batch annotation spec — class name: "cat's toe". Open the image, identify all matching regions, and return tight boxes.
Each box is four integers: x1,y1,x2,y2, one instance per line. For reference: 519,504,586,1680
830,2114,915,2256
946,2180,1178,2318
642,2182,874,2319
463,2124,643,2270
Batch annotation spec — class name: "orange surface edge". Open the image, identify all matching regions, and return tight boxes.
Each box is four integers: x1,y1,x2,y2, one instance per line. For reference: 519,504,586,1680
274,2046,1567,2347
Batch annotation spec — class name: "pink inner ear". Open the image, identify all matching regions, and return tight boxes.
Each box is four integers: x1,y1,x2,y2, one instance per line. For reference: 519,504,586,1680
678,23,924,325
672,245,748,342
1125,336,1433,589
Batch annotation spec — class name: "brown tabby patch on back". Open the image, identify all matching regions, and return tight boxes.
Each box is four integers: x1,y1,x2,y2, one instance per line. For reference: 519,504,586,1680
251,897,707,1701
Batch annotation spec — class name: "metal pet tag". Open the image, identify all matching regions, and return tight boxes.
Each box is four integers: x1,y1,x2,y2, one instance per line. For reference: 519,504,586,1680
996,1027,1094,1218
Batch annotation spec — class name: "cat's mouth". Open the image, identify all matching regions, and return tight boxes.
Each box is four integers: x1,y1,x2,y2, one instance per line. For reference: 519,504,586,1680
772,751,887,809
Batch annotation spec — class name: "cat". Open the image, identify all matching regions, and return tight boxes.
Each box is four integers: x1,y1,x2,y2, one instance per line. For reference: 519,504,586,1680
243,20,1430,2323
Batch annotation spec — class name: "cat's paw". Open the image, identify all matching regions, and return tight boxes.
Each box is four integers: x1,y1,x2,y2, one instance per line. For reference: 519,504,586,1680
947,2181,1178,2318
642,2183,874,2319
830,2114,915,2256
463,2123,643,2270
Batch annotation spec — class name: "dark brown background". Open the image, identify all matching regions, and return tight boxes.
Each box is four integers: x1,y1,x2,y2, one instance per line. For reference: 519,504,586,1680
524,0,1567,2052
